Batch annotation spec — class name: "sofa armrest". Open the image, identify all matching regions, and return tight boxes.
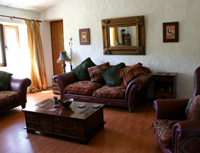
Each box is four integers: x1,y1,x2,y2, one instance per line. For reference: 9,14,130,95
173,120,200,140
9,77,31,102
127,73,153,90
153,99,189,120
125,73,153,100
53,72,78,98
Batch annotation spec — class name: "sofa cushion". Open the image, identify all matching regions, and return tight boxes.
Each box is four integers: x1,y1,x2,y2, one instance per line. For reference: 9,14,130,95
92,85,127,99
64,81,103,96
187,95,200,120
88,62,110,83
118,63,146,85
0,71,13,91
0,91,20,106
71,57,96,81
151,119,180,149
101,62,126,87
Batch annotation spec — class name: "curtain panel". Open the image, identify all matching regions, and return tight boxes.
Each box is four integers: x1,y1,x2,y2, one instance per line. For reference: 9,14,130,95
25,20,47,92
0,24,7,67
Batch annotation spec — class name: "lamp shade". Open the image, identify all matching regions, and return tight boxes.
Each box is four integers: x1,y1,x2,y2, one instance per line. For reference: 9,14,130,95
57,51,70,63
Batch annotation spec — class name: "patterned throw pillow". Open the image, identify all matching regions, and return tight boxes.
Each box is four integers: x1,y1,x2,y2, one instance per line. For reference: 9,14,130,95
187,95,200,120
118,63,147,85
88,62,110,83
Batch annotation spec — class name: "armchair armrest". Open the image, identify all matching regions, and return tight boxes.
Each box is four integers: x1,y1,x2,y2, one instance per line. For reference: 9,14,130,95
9,77,31,102
153,99,189,119
53,72,78,98
173,120,200,140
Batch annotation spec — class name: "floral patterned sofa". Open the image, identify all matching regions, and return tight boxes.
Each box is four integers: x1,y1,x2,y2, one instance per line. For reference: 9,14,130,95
0,71,31,113
53,58,153,112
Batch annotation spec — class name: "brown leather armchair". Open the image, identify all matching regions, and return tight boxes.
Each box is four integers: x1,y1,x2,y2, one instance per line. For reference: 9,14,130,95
0,77,31,113
152,67,200,153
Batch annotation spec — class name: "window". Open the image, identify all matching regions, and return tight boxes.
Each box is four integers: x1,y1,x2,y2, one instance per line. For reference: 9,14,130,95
0,23,30,78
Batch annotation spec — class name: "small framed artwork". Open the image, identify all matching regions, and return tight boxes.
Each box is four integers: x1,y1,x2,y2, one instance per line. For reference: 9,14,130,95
163,22,179,43
79,28,90,45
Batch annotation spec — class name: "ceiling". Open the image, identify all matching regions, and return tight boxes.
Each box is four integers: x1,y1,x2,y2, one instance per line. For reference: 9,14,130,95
0,0,64,12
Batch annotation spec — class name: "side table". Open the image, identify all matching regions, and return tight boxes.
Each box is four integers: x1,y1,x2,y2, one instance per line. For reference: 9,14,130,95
154,72,177,99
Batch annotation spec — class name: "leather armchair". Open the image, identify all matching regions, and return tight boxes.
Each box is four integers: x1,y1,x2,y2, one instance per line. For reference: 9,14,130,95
152,67,200,153
0,77,31,113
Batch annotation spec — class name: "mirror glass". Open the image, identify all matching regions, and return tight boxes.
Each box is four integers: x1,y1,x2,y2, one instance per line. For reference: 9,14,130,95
109,26,136,46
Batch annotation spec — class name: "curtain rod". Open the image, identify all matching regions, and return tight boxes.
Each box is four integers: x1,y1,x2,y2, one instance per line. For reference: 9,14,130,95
0,14,42,22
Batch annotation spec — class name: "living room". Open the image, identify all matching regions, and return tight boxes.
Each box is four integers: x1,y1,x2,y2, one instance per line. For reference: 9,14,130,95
0,0,199,153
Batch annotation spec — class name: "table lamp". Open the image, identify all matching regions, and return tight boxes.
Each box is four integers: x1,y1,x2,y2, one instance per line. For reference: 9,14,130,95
57,51,70,73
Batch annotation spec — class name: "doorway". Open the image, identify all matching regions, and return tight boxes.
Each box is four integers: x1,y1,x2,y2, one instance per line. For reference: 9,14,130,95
50,20,64,75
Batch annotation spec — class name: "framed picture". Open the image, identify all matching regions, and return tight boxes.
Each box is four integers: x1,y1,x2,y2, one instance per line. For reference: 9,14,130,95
79,28,90,45
163,22,179,43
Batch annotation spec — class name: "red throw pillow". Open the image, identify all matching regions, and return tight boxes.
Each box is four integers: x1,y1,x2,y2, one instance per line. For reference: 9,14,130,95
118,63,147,85
88,62,110,83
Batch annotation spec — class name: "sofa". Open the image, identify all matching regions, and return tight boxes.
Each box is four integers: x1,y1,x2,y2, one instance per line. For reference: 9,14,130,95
0,75,31,113
53,58,153,112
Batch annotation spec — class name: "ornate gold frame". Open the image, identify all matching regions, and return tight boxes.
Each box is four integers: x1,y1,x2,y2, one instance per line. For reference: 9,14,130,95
102,16,145,55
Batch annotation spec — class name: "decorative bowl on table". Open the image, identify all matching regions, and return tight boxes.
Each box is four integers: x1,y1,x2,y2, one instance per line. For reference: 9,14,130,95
57,98,73,107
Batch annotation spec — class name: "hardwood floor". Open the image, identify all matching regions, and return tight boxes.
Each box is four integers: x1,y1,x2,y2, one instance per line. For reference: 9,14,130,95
0,88,162,153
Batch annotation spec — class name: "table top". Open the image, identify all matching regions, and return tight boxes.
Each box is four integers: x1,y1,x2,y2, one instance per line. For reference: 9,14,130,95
153,72,178,76
22,99,104,120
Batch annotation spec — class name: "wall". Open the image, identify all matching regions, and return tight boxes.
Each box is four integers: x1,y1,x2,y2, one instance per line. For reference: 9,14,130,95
41,0,200,99
0,6,54,87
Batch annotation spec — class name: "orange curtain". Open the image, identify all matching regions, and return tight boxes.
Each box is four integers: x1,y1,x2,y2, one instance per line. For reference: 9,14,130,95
25,20,47,92
110,27,119,46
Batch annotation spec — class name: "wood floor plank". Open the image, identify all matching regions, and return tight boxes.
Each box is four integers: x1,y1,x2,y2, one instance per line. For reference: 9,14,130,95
0,87,162,153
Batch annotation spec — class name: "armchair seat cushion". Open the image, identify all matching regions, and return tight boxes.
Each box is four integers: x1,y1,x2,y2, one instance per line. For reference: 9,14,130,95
92,85,127,99
0,91,20,106
151,119,181,149
64,81,103,96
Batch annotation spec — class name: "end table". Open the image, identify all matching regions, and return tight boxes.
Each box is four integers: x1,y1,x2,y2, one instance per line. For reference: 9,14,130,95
154,72,177,99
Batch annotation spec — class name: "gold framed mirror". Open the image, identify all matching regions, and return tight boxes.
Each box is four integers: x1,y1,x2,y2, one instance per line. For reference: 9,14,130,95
102,16,145,55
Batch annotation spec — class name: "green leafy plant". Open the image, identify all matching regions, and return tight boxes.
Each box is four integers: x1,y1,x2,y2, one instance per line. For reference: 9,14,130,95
69,37,74,60
60,34,74,70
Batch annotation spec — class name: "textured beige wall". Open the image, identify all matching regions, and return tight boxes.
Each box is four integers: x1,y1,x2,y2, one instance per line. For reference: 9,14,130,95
41,0,200,99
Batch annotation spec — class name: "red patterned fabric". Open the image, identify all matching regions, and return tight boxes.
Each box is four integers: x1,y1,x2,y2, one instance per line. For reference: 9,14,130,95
64,81,103,96
88,62,110,83
151,119,181,149
187,95,200,120
0,91,20,106
92,85,127,99
178,136,200,153
118,63,147,85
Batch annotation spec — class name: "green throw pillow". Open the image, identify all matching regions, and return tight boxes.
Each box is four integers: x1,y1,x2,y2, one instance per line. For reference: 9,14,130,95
0,71,13,91
71,57,96,81
101,62,126,87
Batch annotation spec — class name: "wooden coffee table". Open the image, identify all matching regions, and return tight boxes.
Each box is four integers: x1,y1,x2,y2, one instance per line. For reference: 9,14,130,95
22,99,105,144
